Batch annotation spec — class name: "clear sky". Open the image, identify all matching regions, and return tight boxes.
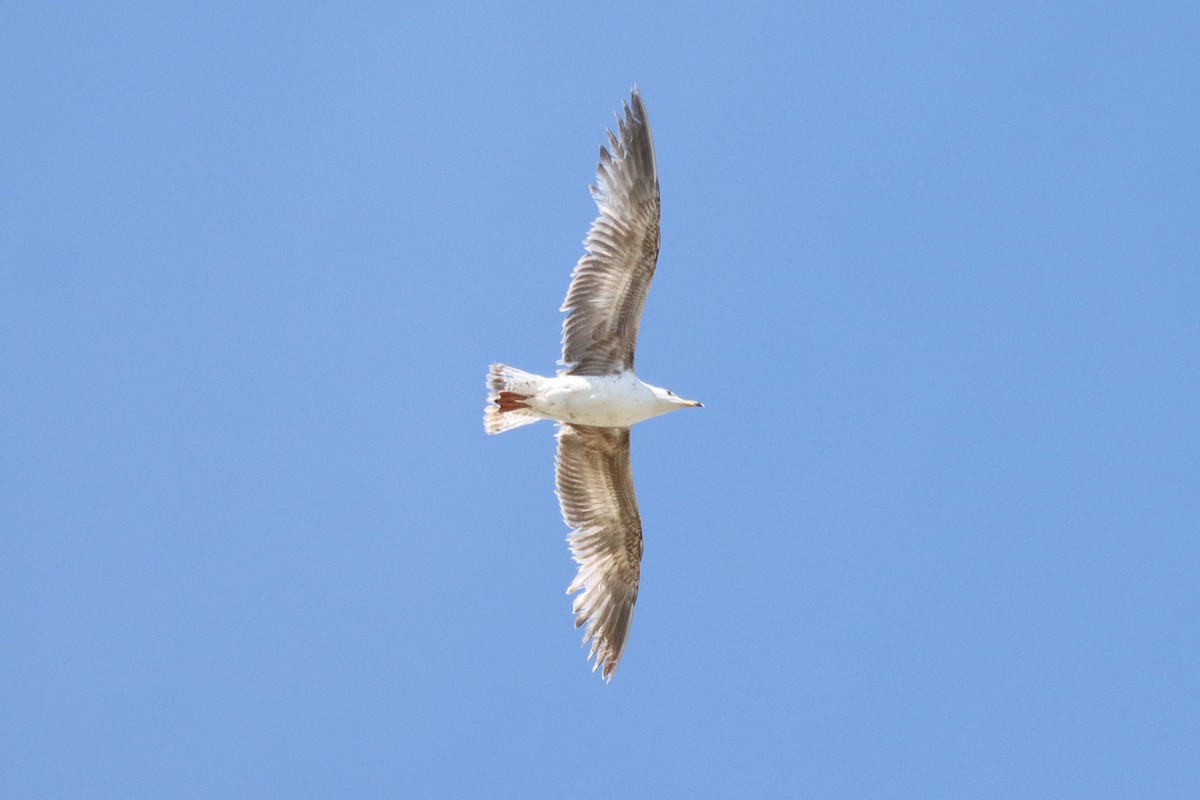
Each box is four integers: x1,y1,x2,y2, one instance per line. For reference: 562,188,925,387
2,2,1197,797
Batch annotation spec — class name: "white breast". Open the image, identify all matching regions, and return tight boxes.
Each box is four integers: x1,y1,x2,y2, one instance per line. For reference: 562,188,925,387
530,373,660,427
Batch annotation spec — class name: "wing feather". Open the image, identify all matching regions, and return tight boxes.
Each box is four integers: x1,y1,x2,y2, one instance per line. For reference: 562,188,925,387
560,89,660,376
554,423,643,680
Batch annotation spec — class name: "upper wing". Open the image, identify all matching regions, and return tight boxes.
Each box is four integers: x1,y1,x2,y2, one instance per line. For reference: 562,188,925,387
560,88,661,376
554,423,643,680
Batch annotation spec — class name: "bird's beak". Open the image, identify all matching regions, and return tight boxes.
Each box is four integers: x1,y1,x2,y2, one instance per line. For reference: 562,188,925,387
685,399,704,408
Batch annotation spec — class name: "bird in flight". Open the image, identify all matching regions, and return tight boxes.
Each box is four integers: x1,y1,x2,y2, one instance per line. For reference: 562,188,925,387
484,88,702,680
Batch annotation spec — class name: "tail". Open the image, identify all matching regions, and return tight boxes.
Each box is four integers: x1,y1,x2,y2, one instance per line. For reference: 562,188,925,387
484,364,545,434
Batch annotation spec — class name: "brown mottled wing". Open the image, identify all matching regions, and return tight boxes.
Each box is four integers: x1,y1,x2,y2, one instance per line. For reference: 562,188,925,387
555,423,643,680
560,88,660,376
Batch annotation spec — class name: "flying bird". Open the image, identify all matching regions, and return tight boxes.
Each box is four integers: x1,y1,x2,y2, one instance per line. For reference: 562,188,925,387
484,88,702,680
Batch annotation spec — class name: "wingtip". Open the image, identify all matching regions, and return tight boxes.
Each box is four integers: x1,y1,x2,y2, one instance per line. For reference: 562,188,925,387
628,85,647,115
590,653,617,682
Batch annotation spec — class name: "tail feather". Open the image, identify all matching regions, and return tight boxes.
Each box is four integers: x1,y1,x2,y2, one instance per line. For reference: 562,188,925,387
484,364,544,434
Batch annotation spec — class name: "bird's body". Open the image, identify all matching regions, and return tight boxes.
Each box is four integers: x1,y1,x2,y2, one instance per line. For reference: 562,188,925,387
484,88,700,680
487,367,689,430
537,373,661,428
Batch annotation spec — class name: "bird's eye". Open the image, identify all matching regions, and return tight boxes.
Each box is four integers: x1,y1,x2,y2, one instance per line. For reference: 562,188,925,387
667,391,674,396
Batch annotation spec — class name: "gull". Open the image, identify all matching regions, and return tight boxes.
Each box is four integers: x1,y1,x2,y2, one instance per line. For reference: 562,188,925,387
483,88,702,680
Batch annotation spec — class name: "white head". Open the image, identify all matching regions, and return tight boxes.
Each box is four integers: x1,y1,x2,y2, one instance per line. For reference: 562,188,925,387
650,385,704,416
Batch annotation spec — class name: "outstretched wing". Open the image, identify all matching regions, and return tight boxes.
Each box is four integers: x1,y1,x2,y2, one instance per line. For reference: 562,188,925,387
554,423,643,680
560,88,661,376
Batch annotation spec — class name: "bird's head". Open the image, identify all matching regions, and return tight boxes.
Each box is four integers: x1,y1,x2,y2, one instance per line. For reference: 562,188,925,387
650,385,703,415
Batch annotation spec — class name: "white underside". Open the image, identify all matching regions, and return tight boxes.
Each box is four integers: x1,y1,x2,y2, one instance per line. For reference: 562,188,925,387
528,372,665,427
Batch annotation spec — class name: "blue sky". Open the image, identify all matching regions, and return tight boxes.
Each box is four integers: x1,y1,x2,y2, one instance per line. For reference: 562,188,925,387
2,2,1197,797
